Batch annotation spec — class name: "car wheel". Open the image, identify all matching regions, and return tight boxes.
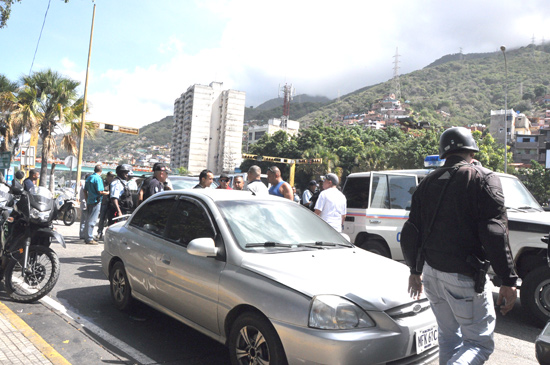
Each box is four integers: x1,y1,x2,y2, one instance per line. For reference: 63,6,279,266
361,238,391,258
109,261,132,311
229,312,287,365
520,265,550,326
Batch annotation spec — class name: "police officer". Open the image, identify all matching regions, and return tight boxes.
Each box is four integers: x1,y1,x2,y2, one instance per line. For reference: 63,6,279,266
109,164,134,224
401,127,517,364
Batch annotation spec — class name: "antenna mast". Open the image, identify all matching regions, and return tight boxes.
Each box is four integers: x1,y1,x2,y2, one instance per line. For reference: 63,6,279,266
279,83,295,128
392,47,401,100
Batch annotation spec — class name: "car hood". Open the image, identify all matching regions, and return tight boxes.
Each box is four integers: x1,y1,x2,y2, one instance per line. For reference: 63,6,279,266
508,210,550,226
240,248,415,312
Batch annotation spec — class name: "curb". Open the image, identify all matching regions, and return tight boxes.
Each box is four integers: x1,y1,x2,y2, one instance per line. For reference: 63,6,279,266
0,301,71,365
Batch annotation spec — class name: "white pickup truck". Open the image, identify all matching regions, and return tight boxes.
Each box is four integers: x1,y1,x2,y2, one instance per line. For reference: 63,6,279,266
342,160,550,325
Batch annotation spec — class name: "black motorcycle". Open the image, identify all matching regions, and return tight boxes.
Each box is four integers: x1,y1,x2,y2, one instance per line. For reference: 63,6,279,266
54,187,77,226
0,180,65,303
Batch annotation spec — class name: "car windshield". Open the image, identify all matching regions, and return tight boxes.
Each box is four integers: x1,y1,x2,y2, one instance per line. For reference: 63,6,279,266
500,175,543,212
216,200,351,251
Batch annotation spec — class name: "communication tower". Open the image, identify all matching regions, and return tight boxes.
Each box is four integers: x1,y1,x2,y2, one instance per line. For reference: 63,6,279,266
278,83,296,128
392,47,401,100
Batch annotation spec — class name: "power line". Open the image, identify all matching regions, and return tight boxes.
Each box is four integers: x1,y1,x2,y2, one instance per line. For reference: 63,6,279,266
29,0,52,75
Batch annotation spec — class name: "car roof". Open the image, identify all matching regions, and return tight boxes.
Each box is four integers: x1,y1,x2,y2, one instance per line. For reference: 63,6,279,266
150,188,283,203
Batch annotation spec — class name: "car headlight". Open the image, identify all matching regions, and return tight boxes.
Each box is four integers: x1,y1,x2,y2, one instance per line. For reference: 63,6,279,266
309,295,375,329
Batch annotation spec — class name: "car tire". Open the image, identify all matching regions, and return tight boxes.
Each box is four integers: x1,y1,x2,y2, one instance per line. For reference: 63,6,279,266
361,238,391,258
520,265,550,326
109,261,133,311
229,312,287,365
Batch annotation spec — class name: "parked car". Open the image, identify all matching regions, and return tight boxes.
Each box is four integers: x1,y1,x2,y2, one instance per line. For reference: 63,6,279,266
102,190,438,364
342,156,550,325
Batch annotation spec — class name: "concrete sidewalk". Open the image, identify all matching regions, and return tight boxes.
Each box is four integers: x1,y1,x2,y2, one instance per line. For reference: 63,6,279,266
0,294,70,364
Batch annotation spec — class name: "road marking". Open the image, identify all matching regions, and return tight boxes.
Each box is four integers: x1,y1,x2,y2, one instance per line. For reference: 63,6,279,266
39,296,156,364
0,300,71,365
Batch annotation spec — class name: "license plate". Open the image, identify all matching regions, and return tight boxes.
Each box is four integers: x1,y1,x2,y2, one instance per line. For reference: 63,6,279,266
415,325,438,354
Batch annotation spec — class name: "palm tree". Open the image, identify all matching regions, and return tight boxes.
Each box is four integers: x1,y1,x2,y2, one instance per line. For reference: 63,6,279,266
0,74,26,156
18,69,86,186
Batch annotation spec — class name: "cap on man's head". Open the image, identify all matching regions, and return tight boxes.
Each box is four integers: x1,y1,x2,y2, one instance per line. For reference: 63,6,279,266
308,180,319,186
324,173,339,185
153,163,170,172
220,173,229,180
15,170,25,180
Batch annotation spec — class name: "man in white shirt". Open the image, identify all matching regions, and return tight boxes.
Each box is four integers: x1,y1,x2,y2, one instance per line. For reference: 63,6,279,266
314,173,346,232
245,165,269,195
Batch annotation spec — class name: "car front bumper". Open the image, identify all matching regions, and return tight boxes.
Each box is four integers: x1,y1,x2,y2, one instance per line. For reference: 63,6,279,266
272,309,438,365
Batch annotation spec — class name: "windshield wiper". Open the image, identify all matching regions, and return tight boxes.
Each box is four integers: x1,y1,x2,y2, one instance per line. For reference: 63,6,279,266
245,241,298,248
302,241,353,248
517,206,542,211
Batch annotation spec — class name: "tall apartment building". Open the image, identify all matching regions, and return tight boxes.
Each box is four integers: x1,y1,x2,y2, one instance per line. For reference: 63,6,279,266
171,82,246,174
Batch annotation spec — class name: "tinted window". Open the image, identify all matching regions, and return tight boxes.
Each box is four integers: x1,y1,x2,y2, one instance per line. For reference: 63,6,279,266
129,197,176,235
387,175,416,210
164,199,215,246
371,174,416,210
343,177,370,208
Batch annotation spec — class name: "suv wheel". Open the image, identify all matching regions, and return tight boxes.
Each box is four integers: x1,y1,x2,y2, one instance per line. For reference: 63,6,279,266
361,238,391,258
520,265,550,325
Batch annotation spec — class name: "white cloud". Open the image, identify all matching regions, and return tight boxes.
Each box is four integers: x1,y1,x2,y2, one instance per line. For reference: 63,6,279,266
82,0,550,128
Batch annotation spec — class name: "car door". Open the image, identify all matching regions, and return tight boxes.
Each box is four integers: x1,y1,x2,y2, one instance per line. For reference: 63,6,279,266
154,196,226,335
367,172,418,259
124,195,179,300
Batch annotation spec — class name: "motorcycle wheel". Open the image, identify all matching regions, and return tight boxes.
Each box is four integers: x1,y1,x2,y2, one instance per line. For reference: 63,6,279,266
63,207,76,226
4,245,60,303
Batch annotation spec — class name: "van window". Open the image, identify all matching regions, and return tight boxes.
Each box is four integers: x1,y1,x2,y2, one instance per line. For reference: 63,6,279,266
343,177,370,208
387,175,416,210
371,173,416,210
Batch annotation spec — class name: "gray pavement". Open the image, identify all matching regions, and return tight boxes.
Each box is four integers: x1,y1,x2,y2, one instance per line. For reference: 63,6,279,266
0,298,68,364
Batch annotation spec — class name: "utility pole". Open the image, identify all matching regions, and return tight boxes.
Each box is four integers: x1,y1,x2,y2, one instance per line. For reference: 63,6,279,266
75,3,96,194
501,45,508,174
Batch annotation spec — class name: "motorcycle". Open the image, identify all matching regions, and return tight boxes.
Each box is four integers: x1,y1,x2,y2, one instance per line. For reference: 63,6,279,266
53,187,77,226
0,179,65,303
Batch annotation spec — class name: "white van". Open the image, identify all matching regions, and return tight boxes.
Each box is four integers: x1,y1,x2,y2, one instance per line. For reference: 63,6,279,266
342,158,550,324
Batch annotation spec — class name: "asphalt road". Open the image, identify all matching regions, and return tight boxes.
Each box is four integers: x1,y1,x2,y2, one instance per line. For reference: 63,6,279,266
0,221,543,364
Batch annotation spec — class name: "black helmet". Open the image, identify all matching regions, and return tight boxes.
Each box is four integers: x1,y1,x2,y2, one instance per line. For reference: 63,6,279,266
115,164,133,179
439,127,479,159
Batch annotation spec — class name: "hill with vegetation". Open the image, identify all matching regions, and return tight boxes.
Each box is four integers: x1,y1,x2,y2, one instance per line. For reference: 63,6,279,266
298,44,550,127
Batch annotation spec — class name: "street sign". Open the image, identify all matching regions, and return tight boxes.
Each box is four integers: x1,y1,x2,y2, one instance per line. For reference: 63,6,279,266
90,121,139,135
64,155,78,169
21,146,36,167
0,152,11,169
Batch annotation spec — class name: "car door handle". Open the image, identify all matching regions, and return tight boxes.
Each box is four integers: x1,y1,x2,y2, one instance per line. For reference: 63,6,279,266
161,254,171,265
369,219,381,224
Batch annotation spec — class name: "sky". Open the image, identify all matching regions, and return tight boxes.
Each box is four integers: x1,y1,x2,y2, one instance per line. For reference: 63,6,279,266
1,0,550,129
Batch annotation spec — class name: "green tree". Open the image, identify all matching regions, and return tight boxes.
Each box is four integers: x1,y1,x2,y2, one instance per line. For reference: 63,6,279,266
18,69,85,186
516,161,550,205
472,131,510,172
0,74,25,154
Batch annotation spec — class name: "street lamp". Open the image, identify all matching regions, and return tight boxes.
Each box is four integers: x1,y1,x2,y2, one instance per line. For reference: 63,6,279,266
500,45,508,173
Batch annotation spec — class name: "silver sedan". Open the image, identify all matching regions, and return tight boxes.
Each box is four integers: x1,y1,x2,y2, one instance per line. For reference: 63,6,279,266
101,190,438,364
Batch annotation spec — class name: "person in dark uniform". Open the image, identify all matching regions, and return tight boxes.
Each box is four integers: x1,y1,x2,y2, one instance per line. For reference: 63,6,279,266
142,163,170,201
401,127,517,364
108,164,134,225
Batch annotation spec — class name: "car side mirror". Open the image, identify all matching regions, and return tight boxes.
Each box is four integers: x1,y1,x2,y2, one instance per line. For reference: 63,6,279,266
188,238,218,257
